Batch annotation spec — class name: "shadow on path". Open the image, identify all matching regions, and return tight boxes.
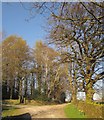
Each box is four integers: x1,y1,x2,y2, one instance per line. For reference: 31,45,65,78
2,113,32,120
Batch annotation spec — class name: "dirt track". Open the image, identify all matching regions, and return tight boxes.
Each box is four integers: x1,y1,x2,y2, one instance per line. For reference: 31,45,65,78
17,103,67,118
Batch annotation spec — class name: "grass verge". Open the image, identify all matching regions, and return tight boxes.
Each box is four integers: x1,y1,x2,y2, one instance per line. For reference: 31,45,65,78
64,103,87,118
75,101,103,118
2,106,22,117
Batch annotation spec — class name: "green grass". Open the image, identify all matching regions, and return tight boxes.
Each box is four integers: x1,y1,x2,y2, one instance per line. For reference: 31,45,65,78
2,100,22,117
2,106,22,117
64,103,87,118
2,99,30,117
2,99,20,105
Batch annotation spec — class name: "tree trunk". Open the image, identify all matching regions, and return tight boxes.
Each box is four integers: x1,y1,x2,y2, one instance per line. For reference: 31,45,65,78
86,84,94,102
10,79,14,99
72,87,77,103
10,87,13,100
19,80,24,104
71,62,77,103
38,77,41,95
19,95,24,103
31,72,35,98
24,77,28,103
85,63,94,102
24,78,27,98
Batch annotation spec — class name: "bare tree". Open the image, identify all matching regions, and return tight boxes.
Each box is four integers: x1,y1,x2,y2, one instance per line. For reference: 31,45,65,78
28,2,104,101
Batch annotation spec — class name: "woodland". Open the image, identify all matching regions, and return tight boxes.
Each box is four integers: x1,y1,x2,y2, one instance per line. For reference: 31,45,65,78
2,2,104,106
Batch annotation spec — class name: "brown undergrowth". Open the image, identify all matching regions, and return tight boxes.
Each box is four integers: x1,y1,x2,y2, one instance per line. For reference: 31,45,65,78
73,101,103,119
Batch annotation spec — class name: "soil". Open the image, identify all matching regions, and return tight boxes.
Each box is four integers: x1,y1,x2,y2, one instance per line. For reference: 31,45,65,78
14,103,67,118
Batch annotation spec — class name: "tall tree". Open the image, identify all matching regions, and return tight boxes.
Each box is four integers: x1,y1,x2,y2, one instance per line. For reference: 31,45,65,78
28,2,104,101
48,2,104,101
2,35,30,102
34,41,58,95
34,41,69,101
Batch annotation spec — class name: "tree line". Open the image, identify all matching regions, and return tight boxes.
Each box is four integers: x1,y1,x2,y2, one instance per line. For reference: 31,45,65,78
2,36,69,103
2,2,104,103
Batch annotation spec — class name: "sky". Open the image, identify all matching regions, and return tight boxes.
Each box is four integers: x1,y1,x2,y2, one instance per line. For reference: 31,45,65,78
2,2,47,48
0,2,2,32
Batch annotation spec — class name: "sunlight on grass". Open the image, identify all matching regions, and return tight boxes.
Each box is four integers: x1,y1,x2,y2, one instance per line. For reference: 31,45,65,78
2,100,20,105
76,101,103,118
2,101,25,118
2,108,22,117
64,103,87,118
